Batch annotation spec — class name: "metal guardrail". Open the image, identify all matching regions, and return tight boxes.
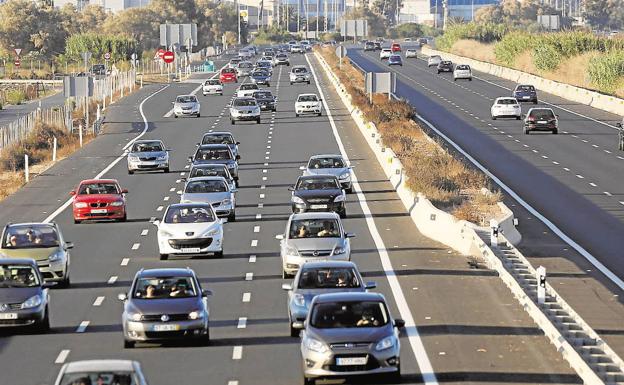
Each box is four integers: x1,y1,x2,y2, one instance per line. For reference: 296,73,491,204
0,79,62,85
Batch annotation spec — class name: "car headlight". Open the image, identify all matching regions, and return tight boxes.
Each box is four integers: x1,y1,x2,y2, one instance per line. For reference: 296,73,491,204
159,229,174,238
74,202,87,208
157,155,167,161
127,312,142,322
291,196,305,204
110,201,124,207
221,198,232,206
188,310,203,320
128,155,139,161
293,294,306,307
48,250,64,262
21,295,42,309
305,337,328,353
375,336,395,351
203,228,220,237
334,194,345,202
339,172,350,180
334,246,346,255
227,164,236,169
285,245,300,256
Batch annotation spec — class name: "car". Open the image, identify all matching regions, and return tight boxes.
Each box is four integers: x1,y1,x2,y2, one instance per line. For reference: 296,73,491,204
388,54,403,66
202,79,223,95
253,89,277,111
427,55,442,67
373,42,382,50
364,41,375,51
118,267,212,348
295,93,322,117
391,42,401,52
228,57,242,68
255,60,273,75
0,258,50,331
437,60,453,73
154,203,224,259
236,61,254,77
90,64,106,76
418,37,428,47
0,223,73,287
220,67,238,83
513,84,538,104
189,144,240,181
274,53,290,66
290,66,311,84
179,176,237,221
229,97,261,124
290,175,346,217
263,47,275,56
379,49,392,60
453,64,472,81
53,360,149,385
276,212,354,278
199,131,240,157
262,54,274,63
172,95,200,118
238,49,253,60
291,44,304,53
405,49,418,58
300,292,404,384
301,154,353,193
282,261,375,337
187,164,236,190
250,69,271,86
71,179,128,223
404,37,412,42
491,97,522,120
127,139,170,174
236,83,259,98
524,107,558,134
616,118,624,128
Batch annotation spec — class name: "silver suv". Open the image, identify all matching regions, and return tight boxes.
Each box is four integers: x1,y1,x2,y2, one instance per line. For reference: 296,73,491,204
127,139,170,174
229,97,261,124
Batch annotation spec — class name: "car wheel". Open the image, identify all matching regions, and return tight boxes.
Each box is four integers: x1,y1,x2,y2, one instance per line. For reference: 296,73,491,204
290,82,293,85
164,166,170,173
174,115,178,119
267,83,270,87
228,212,236,222
128,169,134,175
36,308,50,333
307,81,310,84
160,253,169,261
469,78,473,81
317,112,322,116
303,377,315,385
282,270,290,279
385,364,401,383
346,186,354,194
120,213,127,222
492,116,497,120
290,323,300,337
437,70,440,74
295,113,299,117
196,113,201,118
256,118,261,124
59,270,70,288
552,129,558,134
524,127,530,134
516,116,521,120
124,339,135,349
339,209,347,219
231,119,235,125
214,250,224,258
73,219,82,224
534,100,538,104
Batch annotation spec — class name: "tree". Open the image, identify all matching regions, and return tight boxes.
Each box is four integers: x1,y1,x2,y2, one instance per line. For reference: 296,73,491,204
474,0,559,26
583,0,624,30
344,5,386,37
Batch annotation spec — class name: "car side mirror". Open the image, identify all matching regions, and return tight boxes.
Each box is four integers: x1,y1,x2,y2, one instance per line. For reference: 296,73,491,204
365,281,377,290
188,156,193,162
65,242,74,250
231,189,238,193
288,186,295,191
42,282,55,289
394,318,406,328
617,122,623,128
202,289,213,297
345,232,356,238
282,283,293,291
521,114,526,119
171,101,175,105
275,234,284,240
181,177,187,182
299,165,306,170
236,141,241,145
69,190,76,196
166,149,172,152
121,189,128,194
117,293,128,301
556,114,560,118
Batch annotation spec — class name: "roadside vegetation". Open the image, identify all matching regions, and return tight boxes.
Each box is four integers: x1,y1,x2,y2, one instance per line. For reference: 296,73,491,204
318,47,502,225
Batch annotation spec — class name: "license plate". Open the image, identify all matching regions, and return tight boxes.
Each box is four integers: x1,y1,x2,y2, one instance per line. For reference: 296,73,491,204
0,313,17,320
336,357,368,366
181,247,201,254
297,77,304,81
153,324,180,331
310,204,327,209
537,120,547,124
523,96,530,99
91,209,107,214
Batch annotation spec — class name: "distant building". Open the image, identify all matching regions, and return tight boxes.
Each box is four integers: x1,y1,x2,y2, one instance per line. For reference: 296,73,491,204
52,0,150,12
399,0,499,25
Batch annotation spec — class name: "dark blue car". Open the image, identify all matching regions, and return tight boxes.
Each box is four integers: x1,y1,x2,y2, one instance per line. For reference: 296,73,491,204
251,70,271,86
513,84,538,104
388,54,403,66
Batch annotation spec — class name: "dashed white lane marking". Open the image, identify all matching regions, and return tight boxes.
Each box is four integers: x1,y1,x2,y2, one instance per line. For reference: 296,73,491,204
170,187,176,192
157,206,164,211
605,191,613,196
242,292,251,302
228,381,239,385
605,149,612,154
592,144,599,148
176,179,181,183
131,243,140,250
541,155,548,159
265,156,270,160
552,161,560,165
563,167,570,172
258,203,264,208
262,176,268,181
55,350,70,364
265,151,270,155
184,165,190,169
93,296,105,307
256,214,262,219
253,226,260,233
245,272,253,281
121,258,130,266
180,172,185,176
150,217,156,222
589,182,597,187
576,174,584,179
250,240,258,247
237,318,247,329
262,169,268,173
618,156,624,160
259,194,265,199
261,185,266,189
164,196,170,201
141,229,148,236
619,201,624,206
582,139,589,143
249,255,257,263
76,321,90,333
108,276,118,284
232,346,243,360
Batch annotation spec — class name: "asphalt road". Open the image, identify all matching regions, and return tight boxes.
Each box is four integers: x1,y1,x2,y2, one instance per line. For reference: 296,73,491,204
0,90,64,127
0,53,579,385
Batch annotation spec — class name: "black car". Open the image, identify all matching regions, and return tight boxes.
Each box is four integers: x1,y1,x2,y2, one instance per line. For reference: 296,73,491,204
253,90,277,112
437,61,453,73
0,258,50,332
524,108,558,134
514,84,538,104
190,144,240,181
290,175,346,218
364,41,375,51
91,64,106,76
374,42,382,50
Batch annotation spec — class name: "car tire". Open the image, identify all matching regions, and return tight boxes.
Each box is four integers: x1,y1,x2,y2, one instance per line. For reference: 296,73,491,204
214,250,224,258
534,100,538,104
295,113,299,117
303,377,314,385
290,82,293,85
120,213,127,222
196,113,201,118
124,339,135,349
256,118,261,124
317,112,322,117
164,166,169,173
552,129,558,134
469,78,473,81
36,308,50,333
267,83,270,87
228,212,236,222
524,127,530,134
516,116,521,120
174,115,178,119
282,270,290,279
231,119,235,125
74,219,82,224
160,253,169,261
437,70,440,74
492,116,496,120
346,186,354,194
290,324,300,338
128,169,134,175
339,209,347,219
385,364,401,383
59,270,70,288
307,81,310,84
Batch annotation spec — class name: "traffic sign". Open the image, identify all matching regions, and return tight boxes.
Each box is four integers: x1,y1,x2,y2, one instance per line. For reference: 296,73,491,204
157,49,166,59
104,52,111,60
162,51,175,64
14,48,22,57
14,58,20,67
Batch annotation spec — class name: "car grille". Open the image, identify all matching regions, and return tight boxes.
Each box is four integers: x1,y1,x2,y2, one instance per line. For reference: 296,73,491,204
300,250,332,257
306,198,331,204
324,355,380,372
168,238,213,249
139,157,157,161
90,202,108,208
140,313,189,322
0,319,33,326
330,342,372,350
1,303,23,311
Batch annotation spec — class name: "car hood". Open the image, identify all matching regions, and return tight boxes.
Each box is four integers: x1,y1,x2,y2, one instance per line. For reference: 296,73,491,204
129,151,166,158
0,287,41,303
180,191,230,205
231,106,258,112
293,287,366,309
0,247,59,262
127,297,202,315
294,189,343,200
193,159,235,166
307,325,392,344
159,221,220,238
288,238,343,251
74,194,122,203
305,168,347,177
175,102,197,108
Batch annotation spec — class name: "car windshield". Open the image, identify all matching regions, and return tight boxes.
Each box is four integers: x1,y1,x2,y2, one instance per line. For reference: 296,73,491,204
298,95,318,102
431,55,441,59
239,62,252,68
59,372,137,385
205,80,220,85
254,91,273,99
190,166,229,179
310,301,389,328
530,110,555,119
233,99,257,107
497,99,518,105
0,264,40,287
222,68,236,74
257,62,270,67
293,67,307,74
131,141,163,152
297,177,340,190
176,96,196,103
390,56,401,60
441,61,452,65
2,224,59,249
202,134,234,145
298,267,360,289
133,276,197,299
456,65,469,70
252,71,268,77
241,84,257,90
196,148,232,161
229,59,240,64
308,157,345,169
289,219,341,239
517,85,535,92
164,206,215,224
185,180,228,193
78,182,119,195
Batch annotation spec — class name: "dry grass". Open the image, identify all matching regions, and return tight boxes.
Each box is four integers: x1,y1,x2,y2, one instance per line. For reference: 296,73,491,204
450,39,498,63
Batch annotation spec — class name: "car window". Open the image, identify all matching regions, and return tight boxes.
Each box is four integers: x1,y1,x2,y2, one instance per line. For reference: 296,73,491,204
3,224,59,249
190,166,229,179
222,68,236,74
254,91,273,99
131,142,163,152
298,95,318,102
0,264,40,287
233,99,257,107
497,98,518,105
530,110,555,119
205,80,220,85
257,61,270,67
59,372,138,385
185,180,228,193
239,62,252,68
196,148,233,161
293,67,307,73
164,206,215,224
176,96,196,103
517,85,535,92
252,71,268,77
202,134,234,145
289,219,340,239
133,276,197,299
78,182,119,195
308,157,345,169
310,301,389,328
298,267,360,289
241,84,257,90
456,65,470,70
296,177,340,190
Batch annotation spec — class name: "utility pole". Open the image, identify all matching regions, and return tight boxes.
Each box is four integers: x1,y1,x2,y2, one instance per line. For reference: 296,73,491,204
316,0,320,39
237,0,241,44
324,0,328,32
297,0,301,34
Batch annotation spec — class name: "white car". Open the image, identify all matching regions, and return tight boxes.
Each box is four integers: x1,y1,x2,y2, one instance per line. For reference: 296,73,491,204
379,49,392,60
405,49,418,58
180,176,237,221
236,83,259,98
427,55,442,67
202,79,223,95
295,93,322,117
291,44,304,53
453,64,472,81
491,97,522,120
238,49,253,60
155,203,224,260
290,66,311,84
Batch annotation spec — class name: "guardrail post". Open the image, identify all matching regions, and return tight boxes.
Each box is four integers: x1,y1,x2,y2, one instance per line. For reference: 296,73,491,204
536,266,546,304
24,154,29,182
52,136,57,162
79,122,83,147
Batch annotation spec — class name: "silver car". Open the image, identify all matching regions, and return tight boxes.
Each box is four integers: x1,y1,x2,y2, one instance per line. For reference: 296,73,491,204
229,97,261,124
236,61,254,77
118,268,212,348
301,292,404,384
301,154,353,193
276,212,354,279
127,140,170,174
180,176,237,221
54,360,149,385
282,261,375,337
290,66,311,84
172,95,200,118
427,55,442,67
199,131,240,158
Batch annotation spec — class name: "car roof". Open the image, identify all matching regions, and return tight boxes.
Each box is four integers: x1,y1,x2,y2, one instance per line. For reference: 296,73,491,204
5,222,54,228
203,131,233,136
186,176,228,183
496,97,517,100
301,260,357,269
313,292,385,303
79,179,118,184
63,360,137,373
190,163,227,169
292,65,307,68
134,139,163,144
0,258,38,266
138,268,194,278
197,144,231,149
528,107,554,112
290,212,340,220
298,174,339,180
176,94,195,98
309,154,343,160
298,93,318,97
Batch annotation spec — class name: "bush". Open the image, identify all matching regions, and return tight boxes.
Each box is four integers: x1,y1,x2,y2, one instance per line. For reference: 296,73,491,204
587,50,624,94
437,22,508,52
65,33,138,62
494,31,535,66
532,44,562,71
5,89,26,105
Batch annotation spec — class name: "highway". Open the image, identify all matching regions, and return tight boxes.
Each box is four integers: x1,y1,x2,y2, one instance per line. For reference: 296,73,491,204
0,52,579,385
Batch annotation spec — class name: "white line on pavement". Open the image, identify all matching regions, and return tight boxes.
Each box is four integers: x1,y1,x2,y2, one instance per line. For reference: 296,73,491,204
55,350,70,364
108,276,118,284
250,240,258,247
242,293,251,302
249,255,256,263
245,272,253,281
93,296,105,306
253,226,260,233
121,258,130,266
131,243,140,250
605,192,613,196
170,187,176,192
228,381,239,385
157,206,164,211
256,214,262,219
141,229,148,236
232,346,243,359
237,318,247,329
76,321,90,333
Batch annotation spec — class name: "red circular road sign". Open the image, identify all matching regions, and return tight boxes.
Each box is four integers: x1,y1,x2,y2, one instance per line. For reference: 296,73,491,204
104,52,111,60
162,51,175,64
157,49,166,59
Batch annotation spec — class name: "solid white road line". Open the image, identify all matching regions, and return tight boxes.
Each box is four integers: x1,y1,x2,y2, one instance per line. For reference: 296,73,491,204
237,317,247,329
93,296,105,307
55,350,70,364
242,293,251,302
232,346,243,360
307,54,439,384
76,321,90,333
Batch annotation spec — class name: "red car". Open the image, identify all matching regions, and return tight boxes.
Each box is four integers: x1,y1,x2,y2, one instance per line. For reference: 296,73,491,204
71,179,128,223
391,43,401,52
220,68,238,83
